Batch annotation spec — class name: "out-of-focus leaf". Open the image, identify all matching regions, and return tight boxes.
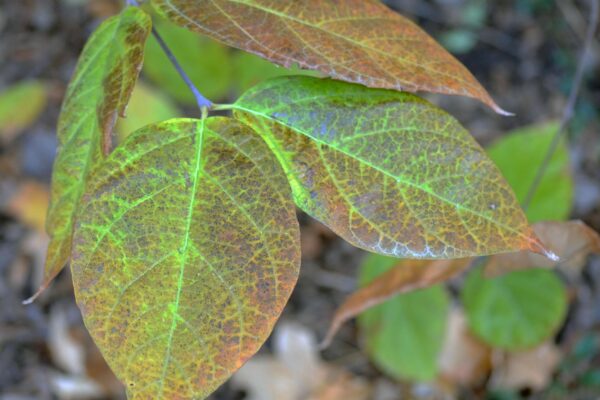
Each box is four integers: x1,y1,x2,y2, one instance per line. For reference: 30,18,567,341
487,122,573,222
357,254,450,381
33,7,152,303
153,0,508,113
5,181,49,233
438,309,492,386
485,220,600,277
116,81,180,141
233,51,319,93
490,341,562,390
233,76,553,260
143,17,232,103
0,80,47,142
462,267,567,350
323,257,469,347
71,117,300,399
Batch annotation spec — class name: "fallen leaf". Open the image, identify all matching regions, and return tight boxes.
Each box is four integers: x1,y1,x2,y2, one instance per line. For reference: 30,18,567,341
485,220,600,277
5,181,49,233
322,257,470,348
437,309,492,387
490,342,562,391
0,80,47,142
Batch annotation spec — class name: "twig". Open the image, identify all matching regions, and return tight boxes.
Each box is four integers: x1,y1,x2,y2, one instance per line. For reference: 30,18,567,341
522,0,599,210
126,0,213,110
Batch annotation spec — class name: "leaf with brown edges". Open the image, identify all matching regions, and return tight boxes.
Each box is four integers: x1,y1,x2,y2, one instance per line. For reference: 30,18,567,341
71,118,300,399
152,0,508,113
29,7,152,302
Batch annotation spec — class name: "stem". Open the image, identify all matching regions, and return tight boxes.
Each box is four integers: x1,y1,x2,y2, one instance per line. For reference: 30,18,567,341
522,0,598,210
125,0,213,111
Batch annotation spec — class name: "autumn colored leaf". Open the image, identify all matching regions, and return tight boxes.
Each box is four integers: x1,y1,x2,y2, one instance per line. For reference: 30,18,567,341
232,76,552,260
5,182,50,234
0,80,47,142
462,267,567,350
31,8,152,303
152,0,507,113
322,257,469,348
357,254,450,381
487,122,573,222
485,220,600,277
71,118,300,399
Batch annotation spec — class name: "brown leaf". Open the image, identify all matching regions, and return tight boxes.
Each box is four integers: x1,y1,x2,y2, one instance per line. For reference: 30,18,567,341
322,258,470,348
490,342,562,391
485,220,600,277
153,0,508,113
5,181,49,233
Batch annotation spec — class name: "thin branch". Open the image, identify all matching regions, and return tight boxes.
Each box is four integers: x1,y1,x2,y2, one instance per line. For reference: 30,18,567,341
523,0,599,210
126,0,213,110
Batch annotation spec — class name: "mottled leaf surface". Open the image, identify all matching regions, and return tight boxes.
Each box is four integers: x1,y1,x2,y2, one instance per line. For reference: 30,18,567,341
462,267,567,350
39,8,151,298
233,76,550,259
358,254,450,381
323,257,469,347
487,122,573,223
71,118,300,399
152,0,506,112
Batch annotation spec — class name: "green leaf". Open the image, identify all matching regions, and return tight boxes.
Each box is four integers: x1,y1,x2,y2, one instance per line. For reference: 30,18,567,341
116,81,180,142
0,80,47,142
143,17,233,103
358,253,449,381
232,76,550,259
71,117,300,399
487,122,573,222
152,0,507,113
233,51,319,93
462,267,568,350
38,7,152,298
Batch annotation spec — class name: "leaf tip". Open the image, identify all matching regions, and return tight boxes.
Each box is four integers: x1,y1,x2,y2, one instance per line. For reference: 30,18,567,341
22,283,48,305
492,103,515,117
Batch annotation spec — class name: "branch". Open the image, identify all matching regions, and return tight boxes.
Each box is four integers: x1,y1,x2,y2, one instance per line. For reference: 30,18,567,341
126,0,213,110
522,0,599,210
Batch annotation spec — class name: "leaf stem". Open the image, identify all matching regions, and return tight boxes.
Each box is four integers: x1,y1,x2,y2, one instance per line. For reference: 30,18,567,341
125,0,213,110
522,0,598,210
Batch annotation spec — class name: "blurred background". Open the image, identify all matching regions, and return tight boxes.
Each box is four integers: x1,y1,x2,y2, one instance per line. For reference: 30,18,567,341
0,0,599,399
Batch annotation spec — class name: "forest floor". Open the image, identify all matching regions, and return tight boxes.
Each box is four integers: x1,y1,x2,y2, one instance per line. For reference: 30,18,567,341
0,0,599,399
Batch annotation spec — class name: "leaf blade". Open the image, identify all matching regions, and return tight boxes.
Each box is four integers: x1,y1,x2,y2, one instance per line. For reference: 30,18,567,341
37,8,152,299
233,76,549,260
71,117,300,399
152,0,505,112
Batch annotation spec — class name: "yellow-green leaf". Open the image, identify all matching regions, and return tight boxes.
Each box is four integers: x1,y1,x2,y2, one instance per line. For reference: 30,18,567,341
232,76,551,259
0,80,47,142
152,0,506,112
37,7,151,300
71,117,300,399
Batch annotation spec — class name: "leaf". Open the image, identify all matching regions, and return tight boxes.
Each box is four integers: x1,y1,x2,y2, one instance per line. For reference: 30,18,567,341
485,220,600,277
33,7,152,302
152,0,507,113
322,257,469,347
0,80,47,142
462,267,568,350
233,51,319,94
487,122,573,222
232,76,552,260
4,181,50,233
357,254,450,381
143,17,233,103
71,117,300,399
116,81,180,142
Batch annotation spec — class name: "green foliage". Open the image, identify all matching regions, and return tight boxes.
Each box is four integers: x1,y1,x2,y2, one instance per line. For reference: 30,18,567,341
143,17,232,103
117,81,180,141
233,76,545,258
358,254,449,381
0,80,47,141
487,122,573,222
42,7,151,293
71,118,300,399
462,267,567,349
